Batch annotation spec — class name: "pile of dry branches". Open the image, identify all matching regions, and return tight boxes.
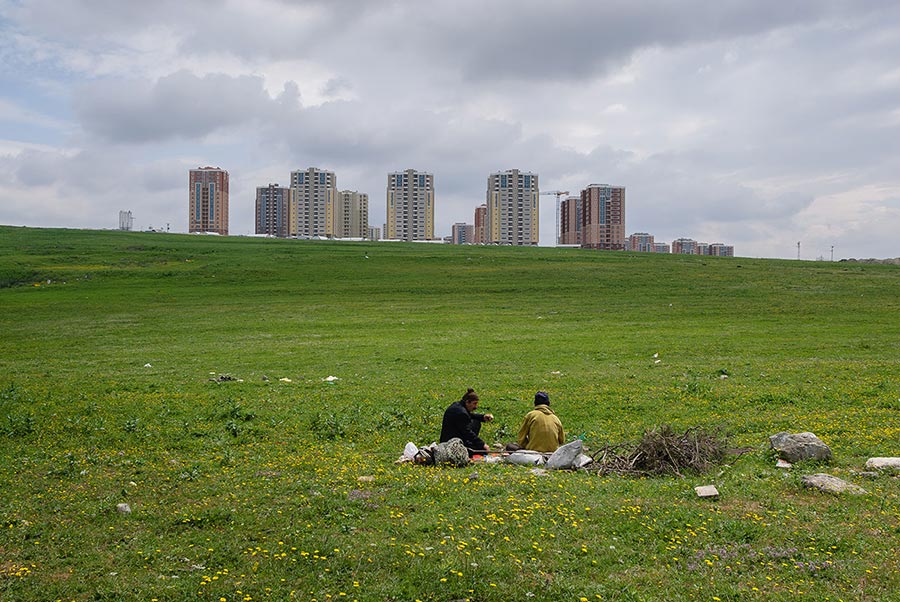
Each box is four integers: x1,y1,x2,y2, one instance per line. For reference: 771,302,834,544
587,425,728,477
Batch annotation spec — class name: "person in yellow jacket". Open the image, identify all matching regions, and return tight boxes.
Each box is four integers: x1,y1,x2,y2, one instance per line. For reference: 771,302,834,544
517,391,565,452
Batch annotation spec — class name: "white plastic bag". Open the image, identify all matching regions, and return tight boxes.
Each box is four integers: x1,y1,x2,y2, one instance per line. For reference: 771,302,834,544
403,442,419,460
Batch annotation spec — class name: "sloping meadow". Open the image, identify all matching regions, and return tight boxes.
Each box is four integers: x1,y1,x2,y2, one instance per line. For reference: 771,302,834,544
1,226,899,600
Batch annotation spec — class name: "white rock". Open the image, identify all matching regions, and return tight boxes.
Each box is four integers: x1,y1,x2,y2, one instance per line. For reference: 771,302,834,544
143,363,152,368
323,375,340,382
695,485,719,498
116,503,132,513
801,473,867,495
776,459,793,469
546,440,584,470
865,457,900,471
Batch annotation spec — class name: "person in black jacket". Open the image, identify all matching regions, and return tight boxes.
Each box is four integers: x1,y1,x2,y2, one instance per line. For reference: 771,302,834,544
440,388,493,454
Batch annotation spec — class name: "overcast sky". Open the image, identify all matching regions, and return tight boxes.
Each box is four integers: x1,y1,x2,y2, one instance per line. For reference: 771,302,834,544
2,1,900,259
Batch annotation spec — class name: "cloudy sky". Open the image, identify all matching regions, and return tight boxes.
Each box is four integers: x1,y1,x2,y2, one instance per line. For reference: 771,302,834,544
2,1,900,259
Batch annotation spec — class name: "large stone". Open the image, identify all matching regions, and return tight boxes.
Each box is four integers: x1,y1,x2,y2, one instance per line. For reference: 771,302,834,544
432,438,469,467
769,432,832,463
801,473,867,495
865,457,900,472
546,440,584,470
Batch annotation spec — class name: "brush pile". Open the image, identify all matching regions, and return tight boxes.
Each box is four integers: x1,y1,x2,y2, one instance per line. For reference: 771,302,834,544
587,425,728,477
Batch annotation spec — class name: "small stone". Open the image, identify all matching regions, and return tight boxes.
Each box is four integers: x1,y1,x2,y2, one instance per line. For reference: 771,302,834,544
467,472,478,481
529,468,550,477
357,475,375,483
695,485,719,498
801,473,867,495
865,457,900,471
116,503,131,514
347,489,371,500
776,459,793,469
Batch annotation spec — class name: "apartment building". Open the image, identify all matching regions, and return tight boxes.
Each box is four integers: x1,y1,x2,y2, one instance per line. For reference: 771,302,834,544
290,167,337,238
672,238,698,254
473,204,487,244
255,184,291,238
581,184,625,250
626,232,654,252
486,169,539,245
709,243,734,257
559,196,583,245
337,190,369,238
189,166,229,235
386,170,434,241
451,222,475,244
118,210,133,231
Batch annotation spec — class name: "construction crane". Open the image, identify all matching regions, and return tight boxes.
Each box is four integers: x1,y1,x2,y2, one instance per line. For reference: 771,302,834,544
540,190,569,246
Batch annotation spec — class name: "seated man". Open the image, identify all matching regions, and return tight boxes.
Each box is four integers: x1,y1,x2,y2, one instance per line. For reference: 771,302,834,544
517,391,565,453
440,388,493,455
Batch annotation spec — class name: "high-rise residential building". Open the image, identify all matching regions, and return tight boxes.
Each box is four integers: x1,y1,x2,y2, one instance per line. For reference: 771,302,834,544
581,184,624,250
189,166,229,235
672,238,698,254
337,190,369,238
473,204,487,244
626,232,654,252
696,242,710,256
290,167,337,238
367,226,381,241
386,169,434,241
255,184,291,238
486,169,539,245
118,210,133,231
559,195,582,245
451,223,475,244
652,242,671,254
709,243,734,257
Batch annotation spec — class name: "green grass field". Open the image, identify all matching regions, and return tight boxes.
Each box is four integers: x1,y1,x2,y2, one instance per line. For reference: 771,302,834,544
1,225,899,601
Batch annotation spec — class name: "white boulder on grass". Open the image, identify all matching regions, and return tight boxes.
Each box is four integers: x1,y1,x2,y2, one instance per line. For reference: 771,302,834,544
801,474,867,495
769,432,832,463
546,440,583,470
865,457,900,471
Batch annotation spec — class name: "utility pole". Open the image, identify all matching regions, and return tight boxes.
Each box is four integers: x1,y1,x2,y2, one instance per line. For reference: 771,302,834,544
830,245,834,261
797,241,801,260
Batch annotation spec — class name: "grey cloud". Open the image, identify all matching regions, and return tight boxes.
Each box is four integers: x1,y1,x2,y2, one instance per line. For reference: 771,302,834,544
395,1,885,83
75,71,272,143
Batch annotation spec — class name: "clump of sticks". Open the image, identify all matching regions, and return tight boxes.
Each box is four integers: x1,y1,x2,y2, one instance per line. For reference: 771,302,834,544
587,425,728,477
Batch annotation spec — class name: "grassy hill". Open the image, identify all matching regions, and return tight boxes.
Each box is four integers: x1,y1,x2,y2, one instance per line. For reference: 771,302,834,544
1,225,899,600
